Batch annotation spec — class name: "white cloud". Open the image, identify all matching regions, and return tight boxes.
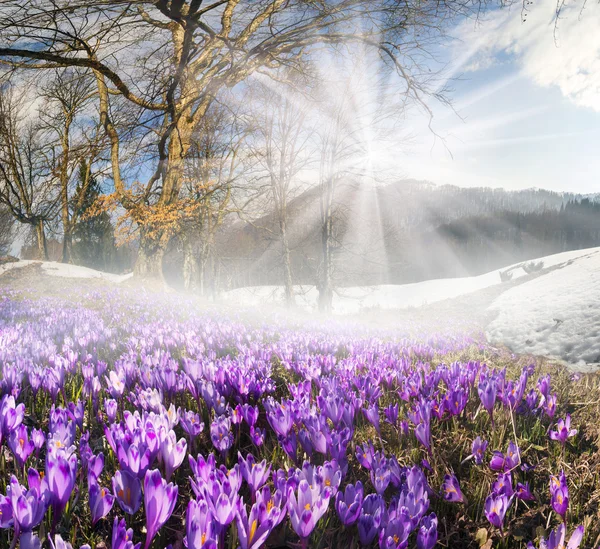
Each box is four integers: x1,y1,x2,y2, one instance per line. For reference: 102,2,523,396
456,0,600,111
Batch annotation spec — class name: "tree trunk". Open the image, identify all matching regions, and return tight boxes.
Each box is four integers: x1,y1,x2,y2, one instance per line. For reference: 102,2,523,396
280,217,295,307
35,219,48,261
182,236,197,292
318,214,333,313
62,229,72,264
134,233,165,282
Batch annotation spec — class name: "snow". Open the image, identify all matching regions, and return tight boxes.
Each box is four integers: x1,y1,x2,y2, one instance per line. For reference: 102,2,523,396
0,260,133,283
221,248,598,315
486,248,600,371
222,247,600,370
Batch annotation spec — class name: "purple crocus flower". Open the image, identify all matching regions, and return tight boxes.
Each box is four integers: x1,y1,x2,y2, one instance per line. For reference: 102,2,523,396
143,469,178,549
489,441,519,472
335,481,363,526
112,517,142,549
6,475,46,534
264,398,293,437
180,410,204,440
441,474,465,503
287,479,331,540
478,376,497,424
378,512,411,549
0,395,25,440
383,403,399,426
160,430,187,480
417,513,438,549
484,493,510,531
46,452,77,516
186,499,216,549
210,416,233,453
113,470,142,514
549,414,578,445
471,436,488,465
89,482,115,525
236,497,276,549
551,485,569,520
516,482,535,501
528,524,584,549
239,452,271,494
9,424,34,467
362,404,381,435
105,399,118,423
491,472,514,498
358,494,386,546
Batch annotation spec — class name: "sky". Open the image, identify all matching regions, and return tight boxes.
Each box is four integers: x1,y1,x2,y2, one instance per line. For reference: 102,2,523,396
397,0,600,193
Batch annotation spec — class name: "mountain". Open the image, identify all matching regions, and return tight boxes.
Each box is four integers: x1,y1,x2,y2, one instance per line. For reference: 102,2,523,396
208,181,600,290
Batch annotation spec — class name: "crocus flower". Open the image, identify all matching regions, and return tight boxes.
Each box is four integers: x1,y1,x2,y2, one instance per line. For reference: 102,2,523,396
478,376,497,423
186,499,216,549
210,416,233,453
489,441,519,472
362,404,381,435
358,494,386,546
9,424,34,467
160,430,187,480
105,399,118,423
113,470,142,514
378,512,411,549
484,493,510,532
516,482,535,501
551,485,569,520
6,475,46,534
441,474,465,503
417,513,438,549
471,436,488,465
112,517,141,549
528,524,584,549
287,479,331,540
384,403,399,426
236,497,276,549
46,452,77,516
89,482,115,525
143,469,178,549
491,472,514,498
180,410,204,440
335,481,363,526
549,414,578,446
239,452,271,494
0,395,25,440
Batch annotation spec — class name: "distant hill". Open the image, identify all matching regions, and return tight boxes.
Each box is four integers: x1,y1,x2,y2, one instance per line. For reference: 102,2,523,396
207,181,600,290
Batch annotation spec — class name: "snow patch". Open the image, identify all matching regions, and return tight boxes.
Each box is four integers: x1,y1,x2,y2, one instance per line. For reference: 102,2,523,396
486,249,600,371
0,260,133,283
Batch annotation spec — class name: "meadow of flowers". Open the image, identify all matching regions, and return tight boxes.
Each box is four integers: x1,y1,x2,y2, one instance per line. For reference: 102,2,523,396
0,286,597,549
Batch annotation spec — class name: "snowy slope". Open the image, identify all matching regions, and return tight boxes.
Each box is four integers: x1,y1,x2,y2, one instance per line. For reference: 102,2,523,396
486,248,600,371
0,260,133,283
221,248,598,315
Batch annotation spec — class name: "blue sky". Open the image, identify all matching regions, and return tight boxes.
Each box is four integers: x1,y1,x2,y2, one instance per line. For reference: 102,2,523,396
398,0,600,193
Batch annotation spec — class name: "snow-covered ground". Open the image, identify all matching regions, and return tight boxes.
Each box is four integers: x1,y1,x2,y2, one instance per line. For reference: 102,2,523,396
486,248,600,371
220,248,598,315
222,247,600,370
0,260,133,283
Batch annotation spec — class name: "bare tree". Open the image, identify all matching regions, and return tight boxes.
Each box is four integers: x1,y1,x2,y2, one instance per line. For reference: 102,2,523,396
181,100,248,295
39,69,105,263
0,84,57,259
0,0,472,282
0,205,14,256
316,60,398,311
245,72,315,306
